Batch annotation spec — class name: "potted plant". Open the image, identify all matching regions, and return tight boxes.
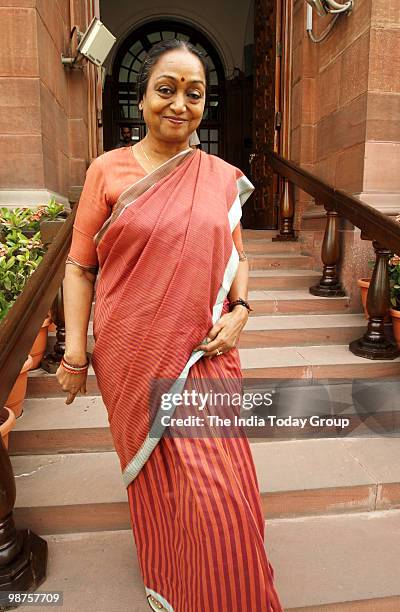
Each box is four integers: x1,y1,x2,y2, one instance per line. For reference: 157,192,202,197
0,231,45,320
389,253,400,347
357,277,370,319
0,407,16,450
0,199,67,240
38,197,68,244
29,314,52,369
5,354,34,418
0,221,46,416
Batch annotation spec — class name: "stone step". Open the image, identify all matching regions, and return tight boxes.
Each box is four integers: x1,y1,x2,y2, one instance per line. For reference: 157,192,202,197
242,229,279,240
248,269,321,291
240,313,366,348
240,344,400,379
27,344,400,399
86,289,352,325
85,287,343,328
248,289,350,315
54,313,366,356
11,378,400,454
10,434,400,531
248,253,314,270
14,510,400,611
243,239,301,254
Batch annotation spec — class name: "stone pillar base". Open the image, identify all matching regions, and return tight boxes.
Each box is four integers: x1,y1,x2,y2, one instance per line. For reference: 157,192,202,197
0,190,71,211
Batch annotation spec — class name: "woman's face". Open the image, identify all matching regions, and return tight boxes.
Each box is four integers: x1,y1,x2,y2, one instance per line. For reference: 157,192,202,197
140,48,206,145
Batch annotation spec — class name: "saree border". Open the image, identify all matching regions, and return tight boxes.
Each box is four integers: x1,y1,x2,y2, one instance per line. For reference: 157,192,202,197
122,175,254,488
93,147,195,248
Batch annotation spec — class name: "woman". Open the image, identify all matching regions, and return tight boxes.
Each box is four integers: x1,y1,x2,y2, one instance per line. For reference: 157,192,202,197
57,39,283,612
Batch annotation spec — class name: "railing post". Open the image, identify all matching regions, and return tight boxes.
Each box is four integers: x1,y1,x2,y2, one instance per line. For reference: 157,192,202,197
310,206,345,297
39,219,66,374
41,286,65,374
0,422,47,598
272,177,297,241
350,242,399,359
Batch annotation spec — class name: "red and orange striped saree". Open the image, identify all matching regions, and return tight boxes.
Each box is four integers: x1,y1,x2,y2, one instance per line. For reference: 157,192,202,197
91,148,283,611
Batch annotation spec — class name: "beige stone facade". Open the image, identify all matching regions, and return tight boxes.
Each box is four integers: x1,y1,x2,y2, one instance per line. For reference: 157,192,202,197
291,0,400,304
0,0,101,209
0,0,398,276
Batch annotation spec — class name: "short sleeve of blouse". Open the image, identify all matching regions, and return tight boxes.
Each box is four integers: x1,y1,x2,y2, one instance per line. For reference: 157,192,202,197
231,167,254,254
66,156,110,272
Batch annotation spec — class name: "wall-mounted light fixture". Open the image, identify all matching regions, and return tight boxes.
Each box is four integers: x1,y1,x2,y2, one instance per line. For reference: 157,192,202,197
61,17,116,68
305,0,354,43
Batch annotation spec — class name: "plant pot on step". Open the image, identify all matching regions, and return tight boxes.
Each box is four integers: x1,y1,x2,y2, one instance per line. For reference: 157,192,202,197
357,278,391,322
29,316,52,369
390,309,400,347
46,308,56,332
357,278,370,319
0,407,16,450
5,354,34,418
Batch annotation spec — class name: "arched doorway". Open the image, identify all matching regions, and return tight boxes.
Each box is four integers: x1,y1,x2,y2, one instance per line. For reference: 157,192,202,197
103,21,225,154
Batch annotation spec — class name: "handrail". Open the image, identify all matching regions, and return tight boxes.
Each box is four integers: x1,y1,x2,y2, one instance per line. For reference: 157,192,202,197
0,205,76,597
267,150,400,254
266,148,400,360
0,207,77,409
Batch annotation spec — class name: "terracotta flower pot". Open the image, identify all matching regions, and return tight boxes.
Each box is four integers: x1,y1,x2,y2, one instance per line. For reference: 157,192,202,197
390,309,400,348
358,278,371,319
0,407,16,450
5,354,34,418
29,316,52,369
47,309,56,332
357,278,391,322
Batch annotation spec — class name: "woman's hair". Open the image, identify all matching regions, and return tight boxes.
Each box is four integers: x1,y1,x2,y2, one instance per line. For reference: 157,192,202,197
137,39,209,102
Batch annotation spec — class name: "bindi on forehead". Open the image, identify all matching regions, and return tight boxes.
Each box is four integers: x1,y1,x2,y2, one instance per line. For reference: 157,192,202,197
180,77,185,82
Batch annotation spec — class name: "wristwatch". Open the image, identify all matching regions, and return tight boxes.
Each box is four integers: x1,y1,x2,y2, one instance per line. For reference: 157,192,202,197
229,298,252,313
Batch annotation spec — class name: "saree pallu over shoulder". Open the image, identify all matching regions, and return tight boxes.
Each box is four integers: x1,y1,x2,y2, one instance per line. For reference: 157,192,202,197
90,148,254,487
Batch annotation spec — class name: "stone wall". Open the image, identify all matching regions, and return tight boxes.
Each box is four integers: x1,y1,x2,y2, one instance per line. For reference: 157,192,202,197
290,0,400,310
100,0,252,76
0,0,99,208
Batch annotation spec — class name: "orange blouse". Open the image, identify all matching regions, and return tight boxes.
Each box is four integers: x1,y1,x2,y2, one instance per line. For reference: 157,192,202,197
66,147,244,272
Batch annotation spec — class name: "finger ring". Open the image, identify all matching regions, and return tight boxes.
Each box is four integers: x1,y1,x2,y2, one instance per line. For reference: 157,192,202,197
216,349,223,356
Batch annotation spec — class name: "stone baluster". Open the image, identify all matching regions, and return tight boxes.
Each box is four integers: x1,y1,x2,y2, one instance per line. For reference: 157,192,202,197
41,286,65,374
39,219,66,374
350,242,399,359
272,177,297,242
310,206,345,297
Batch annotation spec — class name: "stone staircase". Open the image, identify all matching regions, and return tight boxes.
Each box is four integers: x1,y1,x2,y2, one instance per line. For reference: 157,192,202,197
8,229,400,611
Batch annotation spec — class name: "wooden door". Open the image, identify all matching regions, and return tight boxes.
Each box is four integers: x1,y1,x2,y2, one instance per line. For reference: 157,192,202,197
251,0,279,229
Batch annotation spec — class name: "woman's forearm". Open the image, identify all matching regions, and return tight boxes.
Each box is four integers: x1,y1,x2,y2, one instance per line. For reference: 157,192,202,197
63,264,96,364
228,259,249,303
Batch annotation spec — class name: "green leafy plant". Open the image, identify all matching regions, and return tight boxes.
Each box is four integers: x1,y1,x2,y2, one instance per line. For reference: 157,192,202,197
41,197,67,221
388,214,400,311
0,198,66,238
0,198,67,321
0,227,46,321
389,254,400,310
364,215,400,311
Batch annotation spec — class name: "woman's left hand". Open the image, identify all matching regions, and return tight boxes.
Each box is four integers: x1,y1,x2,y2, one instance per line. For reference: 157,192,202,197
194,307,249,358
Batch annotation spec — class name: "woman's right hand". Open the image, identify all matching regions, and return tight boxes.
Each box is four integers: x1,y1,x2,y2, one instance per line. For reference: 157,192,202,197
56,364,87,405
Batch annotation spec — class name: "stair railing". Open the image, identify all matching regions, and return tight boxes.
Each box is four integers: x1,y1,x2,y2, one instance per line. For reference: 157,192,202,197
0,206,76,599
266,149,400,360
